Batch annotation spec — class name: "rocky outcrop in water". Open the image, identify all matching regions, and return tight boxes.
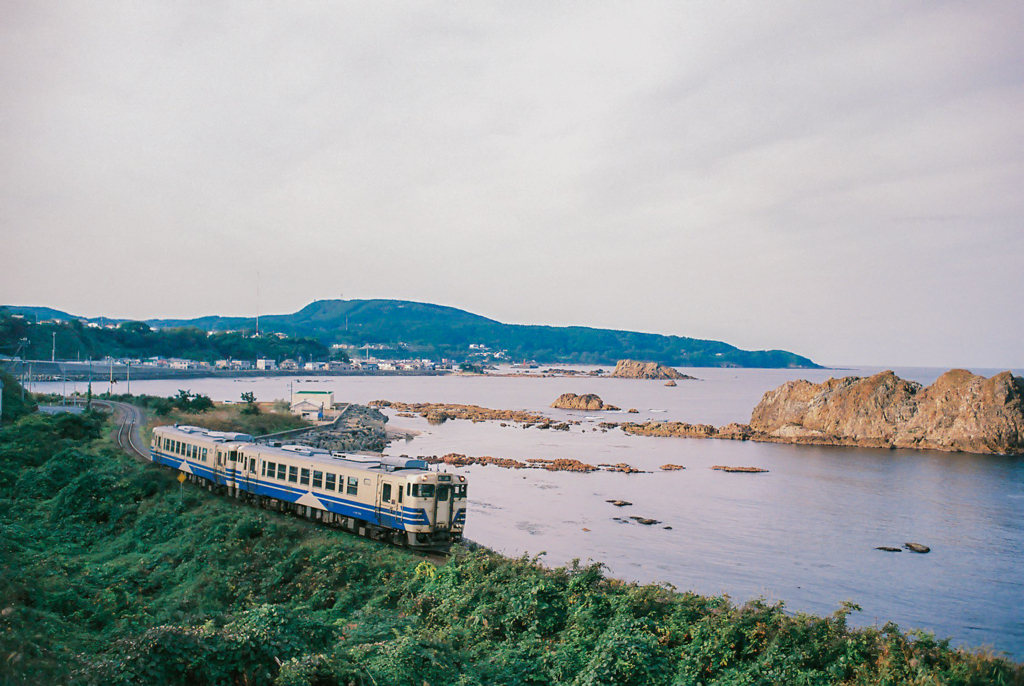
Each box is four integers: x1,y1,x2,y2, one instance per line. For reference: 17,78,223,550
370,400,551,425
304,404,389,453
612,360,695,380
749,369,1024,454
550,393,619,411
621,421,718,439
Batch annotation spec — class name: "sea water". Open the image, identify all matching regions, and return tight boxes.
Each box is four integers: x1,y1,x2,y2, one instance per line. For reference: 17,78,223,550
33,365,1024,657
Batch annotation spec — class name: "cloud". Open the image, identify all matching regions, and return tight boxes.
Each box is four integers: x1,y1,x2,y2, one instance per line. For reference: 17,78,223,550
2,1,1022,367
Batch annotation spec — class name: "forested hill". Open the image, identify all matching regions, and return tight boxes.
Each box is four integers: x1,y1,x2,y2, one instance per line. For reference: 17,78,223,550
5,299,819,368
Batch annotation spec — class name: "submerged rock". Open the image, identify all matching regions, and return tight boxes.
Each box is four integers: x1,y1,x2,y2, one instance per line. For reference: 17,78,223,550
875,546,902,553
711,465,768,473
904,542,931,554
629,516,660,525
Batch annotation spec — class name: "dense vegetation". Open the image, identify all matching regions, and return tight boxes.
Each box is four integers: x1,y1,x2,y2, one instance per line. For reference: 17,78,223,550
1,371,37,424
5,300,818,368
1,405,1018,684
0,309,339,364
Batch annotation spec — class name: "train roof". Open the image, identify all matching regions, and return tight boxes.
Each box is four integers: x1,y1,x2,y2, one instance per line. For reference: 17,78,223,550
155,424,434,475
155,424,253,443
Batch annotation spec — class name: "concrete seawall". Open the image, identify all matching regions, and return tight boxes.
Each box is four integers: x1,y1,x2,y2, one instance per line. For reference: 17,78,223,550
4,359,449,382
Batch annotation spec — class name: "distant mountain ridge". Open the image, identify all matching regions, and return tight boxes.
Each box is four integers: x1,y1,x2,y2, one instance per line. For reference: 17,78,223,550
5,299,819,368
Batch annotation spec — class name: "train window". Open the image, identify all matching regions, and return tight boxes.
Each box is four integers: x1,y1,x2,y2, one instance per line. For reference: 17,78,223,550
312,471,323,488
203,448,208,462
230,451,237,462
454,485,467,498
398,487,403,504
176,441,181,455
186,444,192,458
346,477,358,495
412,484,435,498
262,462,268,476
300,468,310,485
382,483,392,502
250,460,256,474
437,485,451,501
325,473,336,491
277,464,286,480
288,466,298,483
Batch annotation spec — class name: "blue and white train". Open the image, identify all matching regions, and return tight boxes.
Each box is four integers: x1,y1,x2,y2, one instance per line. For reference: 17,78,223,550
151,424,467,549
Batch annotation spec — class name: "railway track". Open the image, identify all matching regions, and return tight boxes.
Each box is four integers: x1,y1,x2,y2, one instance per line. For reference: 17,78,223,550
94,400,150,463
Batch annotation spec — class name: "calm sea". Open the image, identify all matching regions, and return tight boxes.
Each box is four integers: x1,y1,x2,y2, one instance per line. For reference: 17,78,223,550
33,365,1024,658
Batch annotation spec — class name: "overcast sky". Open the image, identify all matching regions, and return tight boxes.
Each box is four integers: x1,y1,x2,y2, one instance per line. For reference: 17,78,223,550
2,2,1022,368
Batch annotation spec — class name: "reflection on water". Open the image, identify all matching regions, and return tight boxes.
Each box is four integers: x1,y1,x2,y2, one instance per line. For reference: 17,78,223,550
33,365,1024,657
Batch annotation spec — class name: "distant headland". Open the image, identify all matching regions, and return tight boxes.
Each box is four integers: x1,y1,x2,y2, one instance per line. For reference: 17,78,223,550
2,299,819,369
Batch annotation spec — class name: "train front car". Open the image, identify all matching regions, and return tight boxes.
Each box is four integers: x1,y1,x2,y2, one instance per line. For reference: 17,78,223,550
398,467,468,549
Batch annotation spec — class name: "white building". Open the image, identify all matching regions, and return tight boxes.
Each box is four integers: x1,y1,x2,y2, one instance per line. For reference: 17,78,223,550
292,389,334,409
290,400,323,421
256,358,277,370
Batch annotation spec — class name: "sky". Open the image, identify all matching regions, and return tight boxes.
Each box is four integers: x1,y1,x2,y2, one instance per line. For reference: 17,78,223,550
2,2,1022,368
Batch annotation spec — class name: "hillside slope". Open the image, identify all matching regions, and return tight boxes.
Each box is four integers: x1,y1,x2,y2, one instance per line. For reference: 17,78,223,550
5,299,819,368
0,411,1018,685
150,299,819,368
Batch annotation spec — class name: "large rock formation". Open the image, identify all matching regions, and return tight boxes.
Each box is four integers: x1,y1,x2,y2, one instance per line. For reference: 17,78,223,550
612,360,695,380
551,393,619,411
749,370,1024,454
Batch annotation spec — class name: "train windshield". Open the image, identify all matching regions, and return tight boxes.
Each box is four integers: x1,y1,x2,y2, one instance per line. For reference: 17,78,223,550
454,485,467,498
412,484,435,498
437,485,451,501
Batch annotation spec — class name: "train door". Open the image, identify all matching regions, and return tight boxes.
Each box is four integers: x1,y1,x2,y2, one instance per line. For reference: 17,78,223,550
227,449,240,490
376,480,400,529
434,483,453,529
237,450,250,492
211,448,222,487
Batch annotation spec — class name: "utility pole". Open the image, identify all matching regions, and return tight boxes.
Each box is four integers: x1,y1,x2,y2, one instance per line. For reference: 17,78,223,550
52,331,56,362
256,271,260,338
126,360,131,396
